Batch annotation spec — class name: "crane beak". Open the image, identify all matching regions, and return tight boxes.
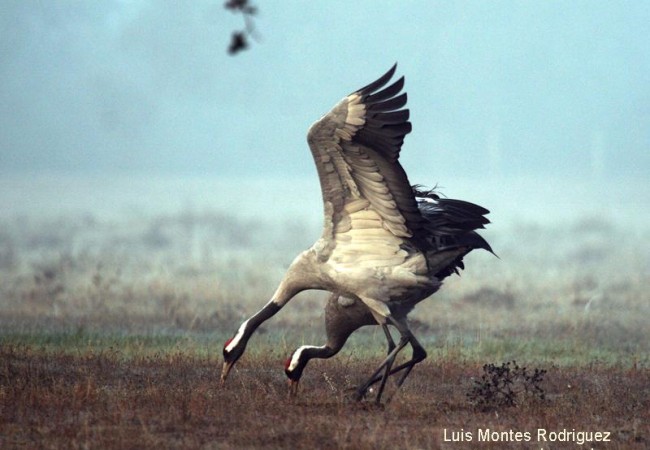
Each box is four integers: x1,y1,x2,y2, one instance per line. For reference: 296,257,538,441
220,361,233,386
288,379,300,397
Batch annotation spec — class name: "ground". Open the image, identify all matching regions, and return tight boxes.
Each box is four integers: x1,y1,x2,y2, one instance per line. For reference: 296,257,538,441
0,183,648,449
1,336,648,449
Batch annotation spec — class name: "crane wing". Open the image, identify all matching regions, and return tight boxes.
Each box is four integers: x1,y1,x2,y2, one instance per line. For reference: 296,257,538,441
307,64,424,252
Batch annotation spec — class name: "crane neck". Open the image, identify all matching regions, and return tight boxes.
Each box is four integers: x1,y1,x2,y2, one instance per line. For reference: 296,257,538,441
271,249,324,307
224,299,281,354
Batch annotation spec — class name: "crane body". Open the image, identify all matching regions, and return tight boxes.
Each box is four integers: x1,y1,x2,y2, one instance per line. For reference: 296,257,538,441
221,65,493,403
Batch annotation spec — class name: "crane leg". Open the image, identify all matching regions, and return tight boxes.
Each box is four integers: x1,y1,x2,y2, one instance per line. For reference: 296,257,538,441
366,342,427,388
354,333,408,403
393,340,427,387
382,324,396,354
373,324,397,403
354,316,426,403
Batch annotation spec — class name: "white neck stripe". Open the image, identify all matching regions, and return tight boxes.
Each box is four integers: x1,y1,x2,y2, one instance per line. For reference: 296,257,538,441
288,345,325,372
225,319,249,353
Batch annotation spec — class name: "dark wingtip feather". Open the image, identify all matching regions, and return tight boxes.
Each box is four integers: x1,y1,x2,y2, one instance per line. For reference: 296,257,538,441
368,93,408,112
351,64,411,163
355,63,397,96
365,77,404,103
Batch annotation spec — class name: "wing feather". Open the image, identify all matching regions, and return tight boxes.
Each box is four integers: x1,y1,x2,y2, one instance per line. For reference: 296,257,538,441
365,77,405,103
356,63,397,96
367,109,409,125
367,93,408,112
307,64,425,256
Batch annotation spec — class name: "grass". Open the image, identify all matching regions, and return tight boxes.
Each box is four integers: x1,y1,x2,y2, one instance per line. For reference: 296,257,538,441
2,325,644,369
1,337,648,449
1,202,649,448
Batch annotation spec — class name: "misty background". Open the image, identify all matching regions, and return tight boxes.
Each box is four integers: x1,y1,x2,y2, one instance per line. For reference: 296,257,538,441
0,1,649,358
1,1,649,239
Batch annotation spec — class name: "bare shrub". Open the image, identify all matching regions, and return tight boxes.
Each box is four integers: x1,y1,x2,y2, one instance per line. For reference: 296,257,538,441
467,360,546,410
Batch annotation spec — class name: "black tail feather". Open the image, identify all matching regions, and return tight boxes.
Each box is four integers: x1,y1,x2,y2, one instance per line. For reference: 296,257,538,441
412,184,496,270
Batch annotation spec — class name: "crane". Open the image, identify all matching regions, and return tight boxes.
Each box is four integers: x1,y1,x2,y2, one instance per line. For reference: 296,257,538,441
284,187,493,400
221,64,493,403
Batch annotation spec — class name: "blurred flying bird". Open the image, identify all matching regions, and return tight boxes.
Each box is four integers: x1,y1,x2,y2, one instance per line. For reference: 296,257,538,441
221,64,493,403
224,0,259,55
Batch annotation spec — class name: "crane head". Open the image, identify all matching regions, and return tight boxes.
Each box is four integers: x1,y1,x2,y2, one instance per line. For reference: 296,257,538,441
284,349,308,396
220,334,246,385
220,301,283,386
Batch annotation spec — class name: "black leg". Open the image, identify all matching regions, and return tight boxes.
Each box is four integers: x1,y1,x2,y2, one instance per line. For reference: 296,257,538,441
382,324,396,354
366,343,427,388
356,316,428,402
354,334,409,402
374,325,398,404
394,343,427,387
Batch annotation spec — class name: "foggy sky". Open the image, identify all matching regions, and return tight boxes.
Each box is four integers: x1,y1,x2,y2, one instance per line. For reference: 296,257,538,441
1,1,649,182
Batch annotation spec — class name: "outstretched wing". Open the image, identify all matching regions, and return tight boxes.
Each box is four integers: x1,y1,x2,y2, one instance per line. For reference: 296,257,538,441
307,64,424,253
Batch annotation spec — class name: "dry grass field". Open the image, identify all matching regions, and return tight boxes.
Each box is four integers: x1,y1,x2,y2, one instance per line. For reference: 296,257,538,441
1,340,648,449
1,180,649,449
